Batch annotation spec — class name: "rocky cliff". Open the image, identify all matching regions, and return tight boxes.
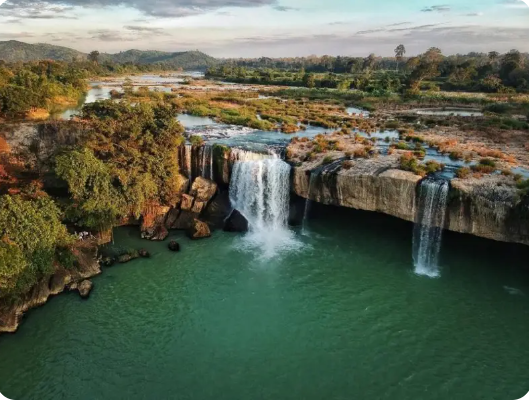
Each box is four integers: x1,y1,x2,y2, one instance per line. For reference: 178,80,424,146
0,242,101,333
292,158,529,246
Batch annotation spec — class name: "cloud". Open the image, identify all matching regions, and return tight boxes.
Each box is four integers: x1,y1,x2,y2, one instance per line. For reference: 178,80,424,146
0,31,36,40
0,1,76,19
1,0,279,18
387,22,411,27
88,29,133,41
124,25,168,35
356,28,386,35
421,4,451,12
357,23,444,35
273,5,297,11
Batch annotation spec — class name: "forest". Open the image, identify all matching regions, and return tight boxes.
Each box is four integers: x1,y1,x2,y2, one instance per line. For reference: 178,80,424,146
0,58,176,117
208,47,529,94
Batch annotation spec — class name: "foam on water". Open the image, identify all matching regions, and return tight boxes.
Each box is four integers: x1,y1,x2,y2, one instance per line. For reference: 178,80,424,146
230,157,302,259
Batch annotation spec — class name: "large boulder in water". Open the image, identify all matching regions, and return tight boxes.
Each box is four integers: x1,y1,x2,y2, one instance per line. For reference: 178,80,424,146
202,190,232,229
190,177,217,203
168,240,180,252
187,219,211,240
224,210,249,232
78,280,93,299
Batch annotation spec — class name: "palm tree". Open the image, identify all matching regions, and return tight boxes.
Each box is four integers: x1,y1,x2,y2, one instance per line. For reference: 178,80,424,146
394,44,406,72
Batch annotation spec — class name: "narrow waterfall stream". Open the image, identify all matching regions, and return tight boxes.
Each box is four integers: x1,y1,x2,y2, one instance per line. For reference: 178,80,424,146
412,178,450,277
229,156,301,258
302,171,317,235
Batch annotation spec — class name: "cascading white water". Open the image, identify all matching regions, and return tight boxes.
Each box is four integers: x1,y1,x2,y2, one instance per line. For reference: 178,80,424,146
230,156,300,258
412,179,449,277
302,172,317,235
185,144,192,179
198,146,214,180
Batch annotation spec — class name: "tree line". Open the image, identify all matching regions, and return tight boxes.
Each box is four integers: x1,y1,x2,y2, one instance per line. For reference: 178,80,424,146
207,47,529,94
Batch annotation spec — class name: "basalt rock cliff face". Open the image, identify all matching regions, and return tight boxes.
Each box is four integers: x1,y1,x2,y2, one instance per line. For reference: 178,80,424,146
0,242,101,333
292,158,529,246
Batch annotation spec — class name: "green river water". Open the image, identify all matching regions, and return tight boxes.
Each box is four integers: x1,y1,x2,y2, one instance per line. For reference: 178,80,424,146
1,205,528,400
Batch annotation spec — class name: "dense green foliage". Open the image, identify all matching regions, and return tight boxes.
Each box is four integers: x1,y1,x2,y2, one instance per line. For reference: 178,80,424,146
55,101,186,229
0,60,87,116
0,194,73,297
209,48,529,94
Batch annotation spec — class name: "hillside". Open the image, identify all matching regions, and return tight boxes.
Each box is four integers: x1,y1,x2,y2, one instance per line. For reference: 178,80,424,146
0,41,217,70
0,40,85,62
102,49,217,70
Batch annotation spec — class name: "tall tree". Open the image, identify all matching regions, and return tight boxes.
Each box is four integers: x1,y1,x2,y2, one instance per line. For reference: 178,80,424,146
394,44,406,72
88,50,100,65
488,51,500,64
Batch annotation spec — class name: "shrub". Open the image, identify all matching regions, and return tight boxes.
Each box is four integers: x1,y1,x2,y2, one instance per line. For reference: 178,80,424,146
456,167,472,179
425,160,444,174
479,158,496,168
322,156,334,165
399,153,426,176
190,135,205,146
342,160,354,170
449,151,463,161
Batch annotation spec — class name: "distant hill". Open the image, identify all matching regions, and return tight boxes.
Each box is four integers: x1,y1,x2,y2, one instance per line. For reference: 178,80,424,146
101,49,217,70
0,41,217,70
0,40,85,62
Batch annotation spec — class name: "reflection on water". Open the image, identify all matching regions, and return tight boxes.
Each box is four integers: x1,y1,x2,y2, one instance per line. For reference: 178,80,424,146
416,108,483,117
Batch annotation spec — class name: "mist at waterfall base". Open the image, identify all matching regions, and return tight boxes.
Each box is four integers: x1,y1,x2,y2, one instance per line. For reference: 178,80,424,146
229,157,303,259
413,179,450,278
1,204,529,400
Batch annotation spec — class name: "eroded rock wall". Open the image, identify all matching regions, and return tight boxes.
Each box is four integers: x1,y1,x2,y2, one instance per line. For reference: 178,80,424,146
292,163,529,246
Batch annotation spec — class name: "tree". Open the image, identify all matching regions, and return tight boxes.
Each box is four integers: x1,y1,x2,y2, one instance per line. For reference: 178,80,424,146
55,148,125,230
88,50,100,65
407,48,444,92
394,44,406,71
0,194,73,296
488,51,500,64
303,73,316,88
362,54,377,72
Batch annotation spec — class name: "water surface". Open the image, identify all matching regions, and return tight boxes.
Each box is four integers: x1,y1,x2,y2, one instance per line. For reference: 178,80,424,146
1,205,528,400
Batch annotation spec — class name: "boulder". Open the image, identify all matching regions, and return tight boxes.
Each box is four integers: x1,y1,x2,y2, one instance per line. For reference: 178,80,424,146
78,280,93,299
180,194,195,211
224,210,249,232
190,177,217,203
141,204,170,241
187,219,211,240
191,200,207,214
139,249,150,258
118,252,139,263
101,256,115,267
170,210,198,230
202,190,232,229
168,240,180,252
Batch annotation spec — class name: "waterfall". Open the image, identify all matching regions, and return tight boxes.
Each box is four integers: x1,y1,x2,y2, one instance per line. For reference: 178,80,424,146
412,178,449,277
198,146,214,180
230,157,300,258
302,171,317,235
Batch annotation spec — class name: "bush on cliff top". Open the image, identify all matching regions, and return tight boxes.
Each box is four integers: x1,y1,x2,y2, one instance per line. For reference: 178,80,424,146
55,101,187,227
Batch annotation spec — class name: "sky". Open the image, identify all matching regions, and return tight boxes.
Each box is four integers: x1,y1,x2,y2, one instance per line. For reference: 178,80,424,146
0,0,528,58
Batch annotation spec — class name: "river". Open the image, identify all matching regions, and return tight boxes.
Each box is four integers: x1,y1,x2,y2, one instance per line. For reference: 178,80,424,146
0,204,528,399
